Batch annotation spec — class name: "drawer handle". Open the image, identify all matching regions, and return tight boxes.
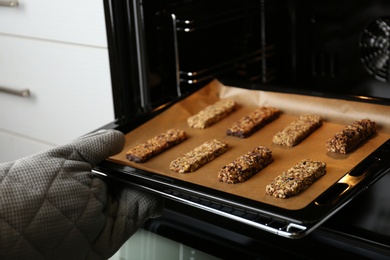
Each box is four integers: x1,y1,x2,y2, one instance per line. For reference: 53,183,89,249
0,1,18,7
0,86,30,97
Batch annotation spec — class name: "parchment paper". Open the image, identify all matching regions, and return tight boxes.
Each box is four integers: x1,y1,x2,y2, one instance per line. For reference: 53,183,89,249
109,80,390,210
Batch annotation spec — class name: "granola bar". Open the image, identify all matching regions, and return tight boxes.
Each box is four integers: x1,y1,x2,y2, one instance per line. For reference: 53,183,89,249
187,99,236,129
266,159,326,198
170,139,228,173
326,119,377,154
126,128,187,163
227,107,281,138
218,146,274,184
273,114,322,146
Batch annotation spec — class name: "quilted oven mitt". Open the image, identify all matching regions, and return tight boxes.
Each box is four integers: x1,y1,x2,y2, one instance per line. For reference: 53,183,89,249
0,129,164,260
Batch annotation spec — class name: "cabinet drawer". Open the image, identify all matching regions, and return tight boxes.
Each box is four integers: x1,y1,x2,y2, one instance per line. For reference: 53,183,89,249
0,35,114,145
0,130,54,163
0,0,107,47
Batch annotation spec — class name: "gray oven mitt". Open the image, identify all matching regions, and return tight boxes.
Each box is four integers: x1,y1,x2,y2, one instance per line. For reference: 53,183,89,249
0,129,164,260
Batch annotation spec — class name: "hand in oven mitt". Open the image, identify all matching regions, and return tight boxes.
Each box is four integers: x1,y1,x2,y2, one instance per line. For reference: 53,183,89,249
0,129,164,260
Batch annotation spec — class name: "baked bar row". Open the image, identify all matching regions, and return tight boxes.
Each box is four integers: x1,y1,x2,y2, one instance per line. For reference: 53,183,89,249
187,100,376,154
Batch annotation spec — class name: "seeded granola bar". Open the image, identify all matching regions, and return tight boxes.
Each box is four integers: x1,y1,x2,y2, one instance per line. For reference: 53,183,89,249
273,114,322,146
326,119,377,154
226,107,281,138
266,159,326,198
170,139,228,173
126,128,187,163
187,99,236,129
218,146,274,184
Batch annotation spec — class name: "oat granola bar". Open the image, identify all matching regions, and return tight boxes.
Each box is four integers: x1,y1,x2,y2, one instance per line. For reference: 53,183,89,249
187,99,236,129
126,128,187,163
218,146,273,184
265,159,326,198
326,119,377,154
170,139,228,172
273,114,322,146
227,107,281,138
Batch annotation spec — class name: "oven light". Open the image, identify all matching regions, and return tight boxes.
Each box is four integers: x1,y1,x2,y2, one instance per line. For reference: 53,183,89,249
355,95,374,100
187,72,198,76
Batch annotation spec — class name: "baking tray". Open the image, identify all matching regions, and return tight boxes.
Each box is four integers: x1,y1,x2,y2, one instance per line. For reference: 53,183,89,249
93,80,390,238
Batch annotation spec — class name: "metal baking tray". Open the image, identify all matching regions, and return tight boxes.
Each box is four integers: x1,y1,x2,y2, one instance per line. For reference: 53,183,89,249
93,80,390,238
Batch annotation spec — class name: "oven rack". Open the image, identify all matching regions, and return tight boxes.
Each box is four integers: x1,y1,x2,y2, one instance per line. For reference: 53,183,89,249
151,187,309,238
179,46,275,86
93,166,309,238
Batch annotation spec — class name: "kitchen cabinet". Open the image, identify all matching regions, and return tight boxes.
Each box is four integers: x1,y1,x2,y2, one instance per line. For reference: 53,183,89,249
0,0,114,162
0,130,53,162
0,0,107,47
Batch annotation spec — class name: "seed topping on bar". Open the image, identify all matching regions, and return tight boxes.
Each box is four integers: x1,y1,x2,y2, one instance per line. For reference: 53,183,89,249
266,159,326,198
187,99,236,129
226,106,280,138
170,139,228,173
218,146,274,184
326,119,377,154
126,128,187,163
273,114,322,146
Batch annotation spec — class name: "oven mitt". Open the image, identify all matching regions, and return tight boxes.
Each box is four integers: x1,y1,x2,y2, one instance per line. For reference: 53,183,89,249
0,129,164,260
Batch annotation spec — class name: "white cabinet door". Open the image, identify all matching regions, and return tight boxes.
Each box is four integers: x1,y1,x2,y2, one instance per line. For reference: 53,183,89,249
0,35,114,145
0,0,107,47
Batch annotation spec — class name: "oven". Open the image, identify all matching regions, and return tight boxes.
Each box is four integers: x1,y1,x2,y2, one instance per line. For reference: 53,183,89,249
94,0,390,258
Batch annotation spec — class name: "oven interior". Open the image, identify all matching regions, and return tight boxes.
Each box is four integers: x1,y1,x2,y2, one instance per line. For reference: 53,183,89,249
99,0,390,253
105,0,390,123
